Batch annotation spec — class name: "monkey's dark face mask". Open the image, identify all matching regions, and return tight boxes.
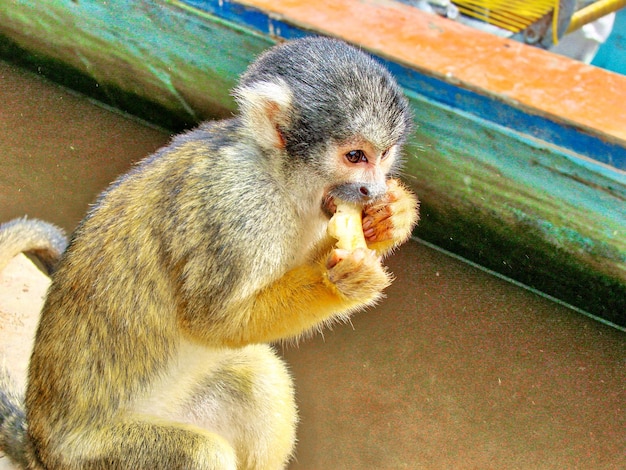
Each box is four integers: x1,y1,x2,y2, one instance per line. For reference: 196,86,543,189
327,181,388,205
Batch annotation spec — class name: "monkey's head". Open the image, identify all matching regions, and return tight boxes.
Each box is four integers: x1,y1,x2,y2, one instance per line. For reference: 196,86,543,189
234,36,412,204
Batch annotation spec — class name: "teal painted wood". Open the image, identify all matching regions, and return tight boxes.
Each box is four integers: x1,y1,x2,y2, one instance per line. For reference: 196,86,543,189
402,91,626,325
0,0,624,325
185,0,626,170
0,0,275,126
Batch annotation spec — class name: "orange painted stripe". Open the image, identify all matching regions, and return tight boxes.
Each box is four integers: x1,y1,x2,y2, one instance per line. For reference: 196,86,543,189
242,0,626,143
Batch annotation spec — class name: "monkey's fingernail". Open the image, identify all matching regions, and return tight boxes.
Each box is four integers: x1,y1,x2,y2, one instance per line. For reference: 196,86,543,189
363,228,375,237
327,248,350,268
362,218,372,229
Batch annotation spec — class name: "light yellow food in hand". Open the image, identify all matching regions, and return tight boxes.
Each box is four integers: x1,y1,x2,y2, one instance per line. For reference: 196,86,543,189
327,201,367,250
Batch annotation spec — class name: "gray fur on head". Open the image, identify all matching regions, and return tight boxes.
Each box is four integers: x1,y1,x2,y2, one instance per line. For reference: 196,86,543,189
235,36,412,161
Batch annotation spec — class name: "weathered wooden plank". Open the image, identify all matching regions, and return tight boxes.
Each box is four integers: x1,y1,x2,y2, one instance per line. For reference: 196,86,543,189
189,0,626,166
0,0,275,127
402,92,626,325
0,0,624,326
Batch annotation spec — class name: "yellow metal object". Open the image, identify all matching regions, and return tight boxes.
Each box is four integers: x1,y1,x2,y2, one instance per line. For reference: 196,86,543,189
567,0,626,33
452,0,558,33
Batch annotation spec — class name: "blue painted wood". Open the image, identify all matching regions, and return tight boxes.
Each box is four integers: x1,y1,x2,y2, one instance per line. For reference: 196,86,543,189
182,0,626,170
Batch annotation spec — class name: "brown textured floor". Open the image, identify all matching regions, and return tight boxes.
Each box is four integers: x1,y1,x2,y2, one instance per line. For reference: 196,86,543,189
0,61,624,469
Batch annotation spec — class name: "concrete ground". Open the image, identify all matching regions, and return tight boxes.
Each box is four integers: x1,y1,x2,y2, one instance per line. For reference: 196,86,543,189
1,61,624,469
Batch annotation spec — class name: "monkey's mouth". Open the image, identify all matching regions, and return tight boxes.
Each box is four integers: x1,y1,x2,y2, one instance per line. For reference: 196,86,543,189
324,182,387,209
321,185,376,218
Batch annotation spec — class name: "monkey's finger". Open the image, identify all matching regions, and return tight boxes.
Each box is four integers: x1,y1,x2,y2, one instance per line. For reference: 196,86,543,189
326,249,350,269
364,225,394,243
362,206,392,230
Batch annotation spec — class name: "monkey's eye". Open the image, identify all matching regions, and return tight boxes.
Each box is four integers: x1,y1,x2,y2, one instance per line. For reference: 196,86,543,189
346,150,367,164
381,148,390,160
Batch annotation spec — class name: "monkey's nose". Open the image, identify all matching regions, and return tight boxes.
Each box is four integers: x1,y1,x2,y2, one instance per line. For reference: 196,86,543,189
359,182,387,202
329,182,386,204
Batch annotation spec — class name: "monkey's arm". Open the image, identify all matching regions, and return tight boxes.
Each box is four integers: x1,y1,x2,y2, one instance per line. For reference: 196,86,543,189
211,203,390,346
217,185,416,346
216,250,390,347
362,178,419,257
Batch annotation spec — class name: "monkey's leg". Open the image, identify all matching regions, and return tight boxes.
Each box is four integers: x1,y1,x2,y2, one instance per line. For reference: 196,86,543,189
176,344,297,470
124,341,296,470
38,417,238,470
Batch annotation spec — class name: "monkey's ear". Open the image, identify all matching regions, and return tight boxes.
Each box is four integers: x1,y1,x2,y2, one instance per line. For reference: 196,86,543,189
233,80,292,151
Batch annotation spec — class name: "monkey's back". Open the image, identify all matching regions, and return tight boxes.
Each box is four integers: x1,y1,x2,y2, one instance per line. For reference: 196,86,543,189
24,118,304,446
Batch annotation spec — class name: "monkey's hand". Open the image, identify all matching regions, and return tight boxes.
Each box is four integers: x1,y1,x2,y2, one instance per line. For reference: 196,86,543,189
324,200,391,301
325,248,392,301
220,195,403,346
362,179,419,257
223,215,391,345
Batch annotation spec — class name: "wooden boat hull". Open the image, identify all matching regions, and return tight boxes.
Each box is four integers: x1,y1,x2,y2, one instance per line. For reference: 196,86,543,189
0,0,624,326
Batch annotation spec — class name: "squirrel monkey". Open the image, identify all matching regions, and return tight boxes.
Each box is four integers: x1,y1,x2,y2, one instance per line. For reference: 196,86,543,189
0,36,419,469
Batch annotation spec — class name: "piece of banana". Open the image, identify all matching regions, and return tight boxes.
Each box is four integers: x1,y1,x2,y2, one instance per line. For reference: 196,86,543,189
327,201,366,250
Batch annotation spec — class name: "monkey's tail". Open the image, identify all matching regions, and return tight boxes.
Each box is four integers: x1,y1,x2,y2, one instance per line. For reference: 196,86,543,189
0,367,28,468
0,217,68,276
